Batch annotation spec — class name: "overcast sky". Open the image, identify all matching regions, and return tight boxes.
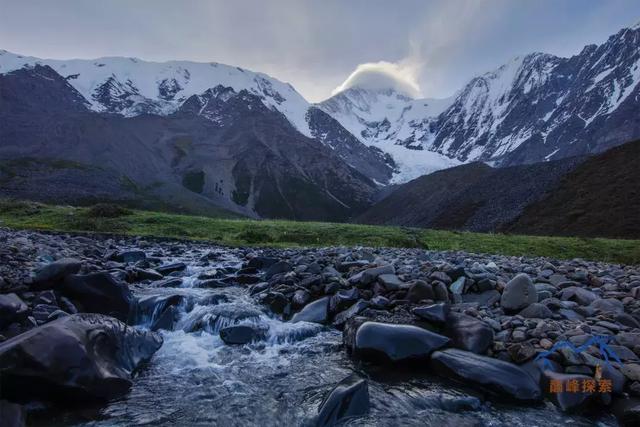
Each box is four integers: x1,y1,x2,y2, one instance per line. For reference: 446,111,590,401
1,0,639,102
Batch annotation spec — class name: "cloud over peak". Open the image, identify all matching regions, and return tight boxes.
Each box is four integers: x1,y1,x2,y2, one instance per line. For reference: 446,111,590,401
331,60,422,98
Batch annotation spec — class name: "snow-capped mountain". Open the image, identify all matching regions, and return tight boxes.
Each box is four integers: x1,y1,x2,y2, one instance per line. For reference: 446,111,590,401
0,49,394,184
0,49,313,136
319,23,640,169
318,87,460,182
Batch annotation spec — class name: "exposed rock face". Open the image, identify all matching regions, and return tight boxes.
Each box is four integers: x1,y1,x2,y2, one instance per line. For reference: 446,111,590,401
0,313,162,401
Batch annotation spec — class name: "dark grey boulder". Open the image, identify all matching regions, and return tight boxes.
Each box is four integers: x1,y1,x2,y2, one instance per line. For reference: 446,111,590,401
519,303,553,319
412,303,450,324
220,325,266,345
352,321,450,363
31,258,82,290
313,375,369,426
406,280,434,303
262,292,289,314
333,300,369,328
444,312,494,354
292,289,311,309
264,261,292,280
61,272,133,321
156,262,187,276
329,288,359,314
0,313,162,401
291,297,330,324
0,294,28,328
430,348,541,401
500,274,537,313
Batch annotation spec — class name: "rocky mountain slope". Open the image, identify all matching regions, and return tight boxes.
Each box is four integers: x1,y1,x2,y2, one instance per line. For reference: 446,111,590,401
504,139,640,239
356,156,584,233
320,23,640,172
0,65,377,221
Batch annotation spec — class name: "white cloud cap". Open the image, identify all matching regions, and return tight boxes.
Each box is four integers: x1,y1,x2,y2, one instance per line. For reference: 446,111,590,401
332,60,422,98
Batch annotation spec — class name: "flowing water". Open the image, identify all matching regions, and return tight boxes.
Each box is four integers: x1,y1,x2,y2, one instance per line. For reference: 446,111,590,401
32,249,616,426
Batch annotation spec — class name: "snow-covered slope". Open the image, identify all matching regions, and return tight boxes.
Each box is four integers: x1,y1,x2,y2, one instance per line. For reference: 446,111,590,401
320,23,640,169
318,87,459,182
0,49,312,136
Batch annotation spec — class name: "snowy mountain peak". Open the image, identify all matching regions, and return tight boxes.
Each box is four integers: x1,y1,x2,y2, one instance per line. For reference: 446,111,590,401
0,49,312,136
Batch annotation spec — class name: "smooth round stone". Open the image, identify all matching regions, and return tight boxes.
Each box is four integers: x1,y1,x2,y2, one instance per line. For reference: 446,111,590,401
501,274,537,312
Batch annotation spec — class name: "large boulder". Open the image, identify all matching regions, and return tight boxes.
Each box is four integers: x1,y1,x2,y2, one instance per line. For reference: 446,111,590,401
444,312,494,354
0,313,162,401
313,375,369,426
31,258,82,290
0,294,29,328
61,272,133,321
291,297,330,324
351,321,450,363
500,274,537,312
412,303,450,324
430,348,541,401
558,287,597,306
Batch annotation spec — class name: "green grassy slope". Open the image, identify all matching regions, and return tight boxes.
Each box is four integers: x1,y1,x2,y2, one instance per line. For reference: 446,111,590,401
1,199,639,265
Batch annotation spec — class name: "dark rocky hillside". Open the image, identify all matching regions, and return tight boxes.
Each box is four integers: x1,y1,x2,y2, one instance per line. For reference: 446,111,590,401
0,65,377,221
504,139,640,239
356,157,583,232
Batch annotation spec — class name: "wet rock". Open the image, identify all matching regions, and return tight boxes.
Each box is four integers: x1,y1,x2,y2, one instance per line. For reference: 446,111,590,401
313,375,369,426
333,300,369,328
519,303,553,319
0,313,162,401
220,325,266,345
247,256,279,270
430,271,452,285
351,321,450,363
292,290,311,309
264,261,292,280
291,297,330,324
0,400,25,427
61,272,133,321
0,294,28,328
262,292,289,315
500,274,537,313
406,280,434,303
449,277,466,295
31,258,82,290
329,288,359,314
612,397,640,427
32,304,61,325
156,262,187,276
444,312,494,354
134,268,164,281
369,295,390,309
430,348,541,401
412,303,450,324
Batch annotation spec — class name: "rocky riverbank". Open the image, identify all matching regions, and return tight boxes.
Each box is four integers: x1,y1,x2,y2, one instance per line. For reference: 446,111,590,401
1,228,640,425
